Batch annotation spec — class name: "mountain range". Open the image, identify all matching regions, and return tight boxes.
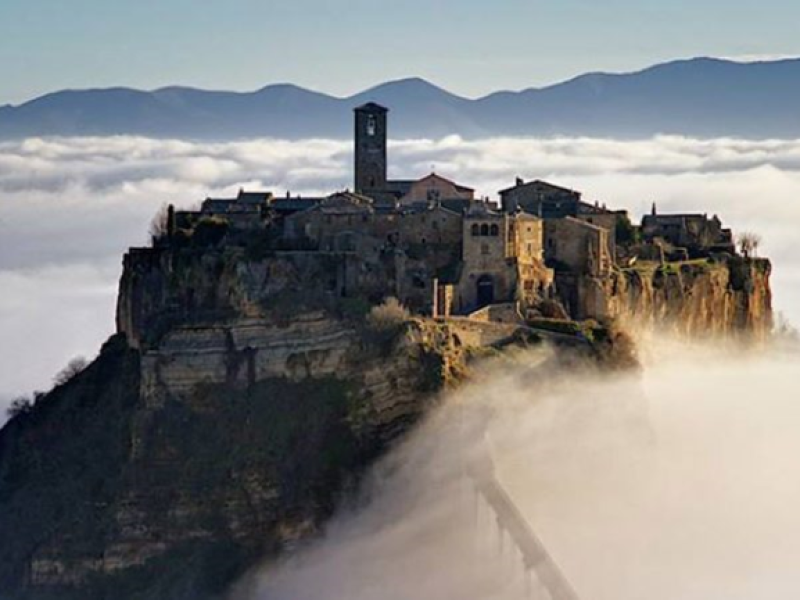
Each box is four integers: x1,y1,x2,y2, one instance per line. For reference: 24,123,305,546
2,57,800,140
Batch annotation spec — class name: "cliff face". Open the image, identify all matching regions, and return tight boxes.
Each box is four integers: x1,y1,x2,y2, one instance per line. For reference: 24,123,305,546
0,315,467,600
0,246,477,600
0,245,770,600
563,257,772,338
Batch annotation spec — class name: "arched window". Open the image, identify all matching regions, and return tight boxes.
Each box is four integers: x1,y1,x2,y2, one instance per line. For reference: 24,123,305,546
480,224,489,236
471,223,480,236
490,224,499,237
367,115,377,136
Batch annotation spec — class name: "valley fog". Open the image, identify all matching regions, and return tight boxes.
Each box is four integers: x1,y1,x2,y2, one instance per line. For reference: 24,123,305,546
1,135,799,412
239,340,800,600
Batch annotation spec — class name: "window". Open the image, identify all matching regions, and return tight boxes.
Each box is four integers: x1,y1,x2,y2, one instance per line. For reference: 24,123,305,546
367,115,377,136
471,223,480,236
480,224,489,236
490,224,499,237
481,243,490,255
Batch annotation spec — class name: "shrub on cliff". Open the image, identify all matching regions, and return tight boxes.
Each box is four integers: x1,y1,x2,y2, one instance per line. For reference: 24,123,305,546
148,203,171,245
367,297,410,332
6,396,32,419
191,217,229,247
53,356,89,387
615,214,639,245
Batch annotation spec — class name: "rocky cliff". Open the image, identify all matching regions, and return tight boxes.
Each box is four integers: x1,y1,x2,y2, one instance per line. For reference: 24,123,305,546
560,256,772,338
0,245,768,600
0,245,487,599
0,313,468,600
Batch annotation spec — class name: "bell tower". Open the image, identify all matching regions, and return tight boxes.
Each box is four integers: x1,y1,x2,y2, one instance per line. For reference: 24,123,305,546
354,102,388,195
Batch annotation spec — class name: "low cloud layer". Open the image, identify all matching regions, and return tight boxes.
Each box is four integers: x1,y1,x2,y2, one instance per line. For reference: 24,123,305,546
1,135,799,415
236,342,800,600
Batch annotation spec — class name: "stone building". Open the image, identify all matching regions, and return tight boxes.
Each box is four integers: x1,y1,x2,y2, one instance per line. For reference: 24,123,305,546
500,179,582,217
544,217,612,277
398,173,474,206
500,177,628,259
641,206,735,256
454,205,552,313
284,191,376,251
156,102,754,327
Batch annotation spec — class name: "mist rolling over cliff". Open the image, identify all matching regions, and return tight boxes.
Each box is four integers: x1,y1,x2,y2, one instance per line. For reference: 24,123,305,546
238,341,800,600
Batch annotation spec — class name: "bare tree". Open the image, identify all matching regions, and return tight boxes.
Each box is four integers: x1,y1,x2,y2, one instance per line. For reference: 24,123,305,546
774,312,799,342
367,297,410,332
148,203,171,244
53,356,89,387
7,396,32,419
737,231,762,259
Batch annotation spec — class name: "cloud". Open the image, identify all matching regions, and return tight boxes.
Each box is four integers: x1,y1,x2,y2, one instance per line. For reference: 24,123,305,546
1,134,799,409
720,53,800,63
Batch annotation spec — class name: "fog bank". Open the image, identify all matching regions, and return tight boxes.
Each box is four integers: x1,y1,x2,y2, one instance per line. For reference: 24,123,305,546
239,342,800,600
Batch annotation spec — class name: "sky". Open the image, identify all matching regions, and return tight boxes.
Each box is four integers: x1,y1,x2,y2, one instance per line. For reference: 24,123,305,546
1,0,800,105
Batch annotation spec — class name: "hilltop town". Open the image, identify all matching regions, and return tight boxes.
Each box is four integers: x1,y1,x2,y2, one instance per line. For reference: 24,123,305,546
0,103,775,600
140,102,755,333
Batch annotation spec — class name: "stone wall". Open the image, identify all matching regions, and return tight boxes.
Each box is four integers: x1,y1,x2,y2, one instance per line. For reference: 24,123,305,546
399,174,473,205
544,217,611,276
573,258,773,338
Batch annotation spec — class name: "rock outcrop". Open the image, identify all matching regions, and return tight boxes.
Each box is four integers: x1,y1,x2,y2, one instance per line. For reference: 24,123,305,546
0,245,484,599
558,256,772,338
0,314,467,600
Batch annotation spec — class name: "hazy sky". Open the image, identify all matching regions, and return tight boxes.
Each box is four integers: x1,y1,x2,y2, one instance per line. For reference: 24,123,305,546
1,0,799,105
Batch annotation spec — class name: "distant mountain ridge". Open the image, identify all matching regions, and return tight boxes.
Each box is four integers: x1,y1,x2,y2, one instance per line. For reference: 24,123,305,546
3,57,800,140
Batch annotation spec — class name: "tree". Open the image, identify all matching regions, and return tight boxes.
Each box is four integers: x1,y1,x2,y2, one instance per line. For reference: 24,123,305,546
148,203,172,245
737,231,762,259
6,396,32,419
367,297,410,332
53,356,89,387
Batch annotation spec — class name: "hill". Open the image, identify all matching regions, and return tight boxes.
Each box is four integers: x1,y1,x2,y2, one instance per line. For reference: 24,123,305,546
2,58,800,140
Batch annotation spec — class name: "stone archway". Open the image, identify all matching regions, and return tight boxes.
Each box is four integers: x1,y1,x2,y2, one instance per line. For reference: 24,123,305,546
477,275,495,308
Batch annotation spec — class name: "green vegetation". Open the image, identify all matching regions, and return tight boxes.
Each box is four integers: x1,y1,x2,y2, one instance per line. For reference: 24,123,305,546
615,214,640,245
191,217,229,247
0,335,141,596
527,317,584,337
